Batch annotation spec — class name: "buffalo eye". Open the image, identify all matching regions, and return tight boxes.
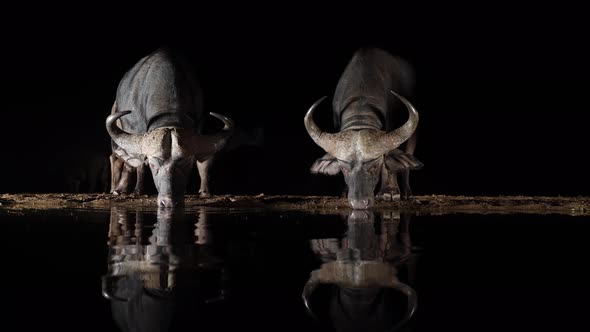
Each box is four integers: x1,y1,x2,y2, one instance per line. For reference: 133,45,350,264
362,158,381,173
368,162,380,172
148,157,164,173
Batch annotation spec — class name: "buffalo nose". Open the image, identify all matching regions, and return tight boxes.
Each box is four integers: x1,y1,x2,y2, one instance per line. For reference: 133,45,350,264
350,199,373,210
158,196,180,208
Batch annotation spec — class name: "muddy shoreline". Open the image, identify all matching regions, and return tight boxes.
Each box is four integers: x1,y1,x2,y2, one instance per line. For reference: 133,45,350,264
1,193,589,216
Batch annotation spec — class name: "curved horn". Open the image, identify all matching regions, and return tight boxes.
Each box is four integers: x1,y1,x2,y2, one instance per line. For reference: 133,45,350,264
374,91,419,154
302,271,321,319
209,112,235,148
101,275,130,302
106,111,143,155
188,112,234,160
206,112,235,145
304,96,342,156
210,112,234,132
387,281,418,331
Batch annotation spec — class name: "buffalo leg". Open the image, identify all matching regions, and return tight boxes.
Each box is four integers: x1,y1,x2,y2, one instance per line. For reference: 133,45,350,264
377,164,401,201
110,153,124,194
196,159,212,197
134,208,144,240
133,163,146,195
401,132,417,200
400,169,412,200
109,206,129,245
114,163,134,195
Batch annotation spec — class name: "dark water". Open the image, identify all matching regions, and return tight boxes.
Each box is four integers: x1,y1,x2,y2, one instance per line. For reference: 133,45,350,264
0,207,589,332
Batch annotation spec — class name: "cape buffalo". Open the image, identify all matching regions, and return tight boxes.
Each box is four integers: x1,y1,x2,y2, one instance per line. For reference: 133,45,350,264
102,206,227,331
305,48,422,209
106,48,233,207
303,210,418,332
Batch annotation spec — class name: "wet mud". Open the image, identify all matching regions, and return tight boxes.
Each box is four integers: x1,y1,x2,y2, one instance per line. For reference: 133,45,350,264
1,193,589,216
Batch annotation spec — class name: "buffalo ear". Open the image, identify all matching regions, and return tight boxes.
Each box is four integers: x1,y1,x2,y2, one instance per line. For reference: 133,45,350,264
385,149,423,171
114,147,145,168
310,154,341,175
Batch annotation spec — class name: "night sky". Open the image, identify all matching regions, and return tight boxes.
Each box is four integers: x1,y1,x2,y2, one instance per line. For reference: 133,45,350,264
2,3,589,197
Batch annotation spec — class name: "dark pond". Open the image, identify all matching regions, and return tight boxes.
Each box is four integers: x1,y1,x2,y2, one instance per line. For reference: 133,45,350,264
0,207,589,332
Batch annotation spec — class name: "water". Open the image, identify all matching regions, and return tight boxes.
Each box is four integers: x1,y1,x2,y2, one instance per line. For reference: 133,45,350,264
0,207,589,332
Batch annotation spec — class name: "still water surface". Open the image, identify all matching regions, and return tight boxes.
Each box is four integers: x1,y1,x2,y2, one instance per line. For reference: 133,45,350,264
0,207,589,331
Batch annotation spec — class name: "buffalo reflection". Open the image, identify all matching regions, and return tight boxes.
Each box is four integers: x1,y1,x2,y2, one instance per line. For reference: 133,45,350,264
102,206,228,332
303,210,418,332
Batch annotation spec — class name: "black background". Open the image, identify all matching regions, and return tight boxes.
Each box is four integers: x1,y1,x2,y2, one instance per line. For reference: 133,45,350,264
2,2,589,197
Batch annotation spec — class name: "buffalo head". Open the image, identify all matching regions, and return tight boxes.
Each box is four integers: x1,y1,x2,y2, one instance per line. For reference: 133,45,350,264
305,91,419,209
106,111,233,207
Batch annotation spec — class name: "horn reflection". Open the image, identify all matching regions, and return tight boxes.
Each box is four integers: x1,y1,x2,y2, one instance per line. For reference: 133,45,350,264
304,210,418,332
102,206,228,331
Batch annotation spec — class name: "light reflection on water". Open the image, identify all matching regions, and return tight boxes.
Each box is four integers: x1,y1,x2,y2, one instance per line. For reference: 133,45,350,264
1,207,589,331
103,207,227,301
303,210,417,332
102,207,417,331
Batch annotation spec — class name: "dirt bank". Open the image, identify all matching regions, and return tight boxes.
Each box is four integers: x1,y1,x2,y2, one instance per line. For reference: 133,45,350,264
1,193,589,216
